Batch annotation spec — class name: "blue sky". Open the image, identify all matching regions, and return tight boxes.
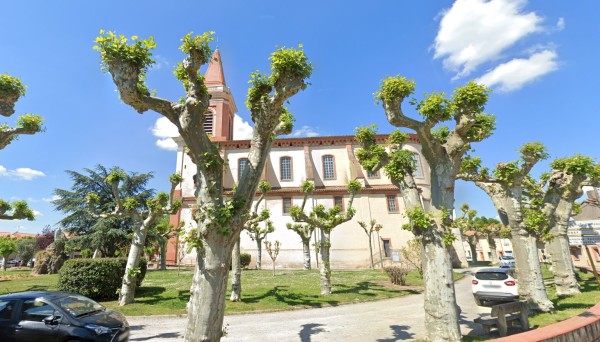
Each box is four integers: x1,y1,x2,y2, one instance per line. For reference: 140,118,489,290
1,1,598,234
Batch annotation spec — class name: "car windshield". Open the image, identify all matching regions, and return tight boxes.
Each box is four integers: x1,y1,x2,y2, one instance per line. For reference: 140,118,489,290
475,272,508,281
501,256,514,260
54,294,105,317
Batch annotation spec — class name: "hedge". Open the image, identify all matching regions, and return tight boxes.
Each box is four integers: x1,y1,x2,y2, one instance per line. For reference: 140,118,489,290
240,253,251,268
57,258,147,300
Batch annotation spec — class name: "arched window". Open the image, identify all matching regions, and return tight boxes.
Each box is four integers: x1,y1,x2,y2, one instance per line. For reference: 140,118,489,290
280,156,293,181
322,155,335,180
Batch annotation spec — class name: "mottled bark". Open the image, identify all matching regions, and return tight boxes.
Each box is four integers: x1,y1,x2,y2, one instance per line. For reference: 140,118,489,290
254,239,263,269
302,238,311,270
319,230,332,296
542,170,587,296
119,216,152,305
422,170,462,342
159,238,167,270
185,230,234,342
488,238,498,263
468,240,478,262
492,189,553,312
547,198,580,295
230,239,241,302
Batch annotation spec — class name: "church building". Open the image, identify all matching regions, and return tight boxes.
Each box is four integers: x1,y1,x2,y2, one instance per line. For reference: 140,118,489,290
165,51,466,269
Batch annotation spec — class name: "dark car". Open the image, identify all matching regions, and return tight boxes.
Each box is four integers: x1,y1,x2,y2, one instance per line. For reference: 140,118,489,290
0,291,129,342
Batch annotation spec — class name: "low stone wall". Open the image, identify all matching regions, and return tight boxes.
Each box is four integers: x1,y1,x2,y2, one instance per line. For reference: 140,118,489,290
491,302,600,342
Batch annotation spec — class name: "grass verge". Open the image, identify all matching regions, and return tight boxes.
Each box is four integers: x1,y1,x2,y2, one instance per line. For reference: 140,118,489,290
1,267,430,316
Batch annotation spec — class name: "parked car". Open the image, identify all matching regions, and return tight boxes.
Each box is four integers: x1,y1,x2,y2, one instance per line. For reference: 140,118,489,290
499,255,515,268
0,259,20,268
0,291,129,341
472,267,519,306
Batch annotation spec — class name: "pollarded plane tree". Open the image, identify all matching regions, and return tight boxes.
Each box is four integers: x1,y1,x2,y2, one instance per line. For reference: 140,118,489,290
364,76,496,341
286,222,315,270
147,215,182,271
473,217,506,263
0,74,43,221
245,181,275,270
85,168,182,306
357,219,381,269
290,180,361,295
230,180,272,302
0,236,17,271
538,155,600,295
453,204,479,262
458,142,554,312
95,30,311,341
355,126,461,339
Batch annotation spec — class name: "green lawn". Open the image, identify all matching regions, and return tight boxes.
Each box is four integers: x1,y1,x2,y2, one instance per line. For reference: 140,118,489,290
1,267,429,316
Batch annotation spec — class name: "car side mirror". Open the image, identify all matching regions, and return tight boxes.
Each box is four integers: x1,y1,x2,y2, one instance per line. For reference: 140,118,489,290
43,315,61,325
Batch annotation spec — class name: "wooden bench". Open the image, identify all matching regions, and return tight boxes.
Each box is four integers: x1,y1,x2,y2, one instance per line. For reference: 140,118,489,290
474,301,530,337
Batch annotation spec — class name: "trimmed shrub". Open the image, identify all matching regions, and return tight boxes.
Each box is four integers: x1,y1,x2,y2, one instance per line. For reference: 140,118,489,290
57,258,147,300
384,264,410,285
240,253,251,269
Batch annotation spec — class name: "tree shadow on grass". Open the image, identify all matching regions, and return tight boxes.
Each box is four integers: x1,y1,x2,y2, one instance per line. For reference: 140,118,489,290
332,281,420,296
24,285,52,291
129,286,167,305
242,286,339,308
375,325,414,341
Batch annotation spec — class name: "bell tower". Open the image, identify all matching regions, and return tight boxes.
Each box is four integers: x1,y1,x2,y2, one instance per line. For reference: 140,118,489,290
204,49,237,142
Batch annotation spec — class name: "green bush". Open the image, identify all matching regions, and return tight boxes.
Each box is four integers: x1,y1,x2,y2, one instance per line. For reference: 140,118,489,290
57,258,147,300
384,265,410,286
240,253,251,269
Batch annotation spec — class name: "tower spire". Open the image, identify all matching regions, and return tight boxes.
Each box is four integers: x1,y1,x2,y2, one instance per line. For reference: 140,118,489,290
205,49,226,87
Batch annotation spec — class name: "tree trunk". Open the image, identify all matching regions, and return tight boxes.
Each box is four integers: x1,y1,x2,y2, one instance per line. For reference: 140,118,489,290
230,239,242,302
319,230,332,296
449,231,469,268
185,234,234,342
159,238,167,270
368,233,375,269
469,240,477,262
421,226,462,342
302,238,311,270
119,221,149,306
488,237,498,263
510,227,554,311
422,168,461,342
92,249,101,259
255,239,262,270
547,198,580,295
1,258,6,271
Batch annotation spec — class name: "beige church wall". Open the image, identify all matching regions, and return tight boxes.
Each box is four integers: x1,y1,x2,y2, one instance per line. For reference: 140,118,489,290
310,146,351,187
264,148,306,187
239,193,416,269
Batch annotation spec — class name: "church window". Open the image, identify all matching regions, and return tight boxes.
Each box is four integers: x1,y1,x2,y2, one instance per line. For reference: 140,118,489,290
322,155,335,180
280,157,292,181
282,197,292,214
386,195,398,213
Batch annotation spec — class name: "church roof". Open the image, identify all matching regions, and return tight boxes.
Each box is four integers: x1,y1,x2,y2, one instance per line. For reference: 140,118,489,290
205,49,226,87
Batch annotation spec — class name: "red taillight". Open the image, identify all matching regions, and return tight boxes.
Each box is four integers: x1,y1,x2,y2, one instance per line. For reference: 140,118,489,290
472,280,478,285
505,280,516,286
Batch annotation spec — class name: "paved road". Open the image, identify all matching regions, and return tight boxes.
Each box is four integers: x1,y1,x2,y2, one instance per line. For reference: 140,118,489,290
127,270,492,341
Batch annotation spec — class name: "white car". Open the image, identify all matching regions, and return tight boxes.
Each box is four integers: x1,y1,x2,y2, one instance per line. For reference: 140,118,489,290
472,267,519,306
499,255,515,268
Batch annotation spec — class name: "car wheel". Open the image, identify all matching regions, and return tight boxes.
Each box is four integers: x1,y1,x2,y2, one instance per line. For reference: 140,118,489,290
473,296,483,306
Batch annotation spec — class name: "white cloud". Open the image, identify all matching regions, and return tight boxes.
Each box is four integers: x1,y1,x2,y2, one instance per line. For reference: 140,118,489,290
556,17,565,30
233,114,253,140
289,125,320,138
476,49,558,92
0,165,45,180
434,0,542,78
151,117,179,151
42,195,60,203
33,210,42,217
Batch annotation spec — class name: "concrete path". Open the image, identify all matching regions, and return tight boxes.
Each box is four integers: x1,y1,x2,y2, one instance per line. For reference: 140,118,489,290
127,270,492,341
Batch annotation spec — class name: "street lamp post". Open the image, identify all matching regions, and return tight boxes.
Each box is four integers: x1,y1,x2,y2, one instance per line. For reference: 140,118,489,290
374,224,384,271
